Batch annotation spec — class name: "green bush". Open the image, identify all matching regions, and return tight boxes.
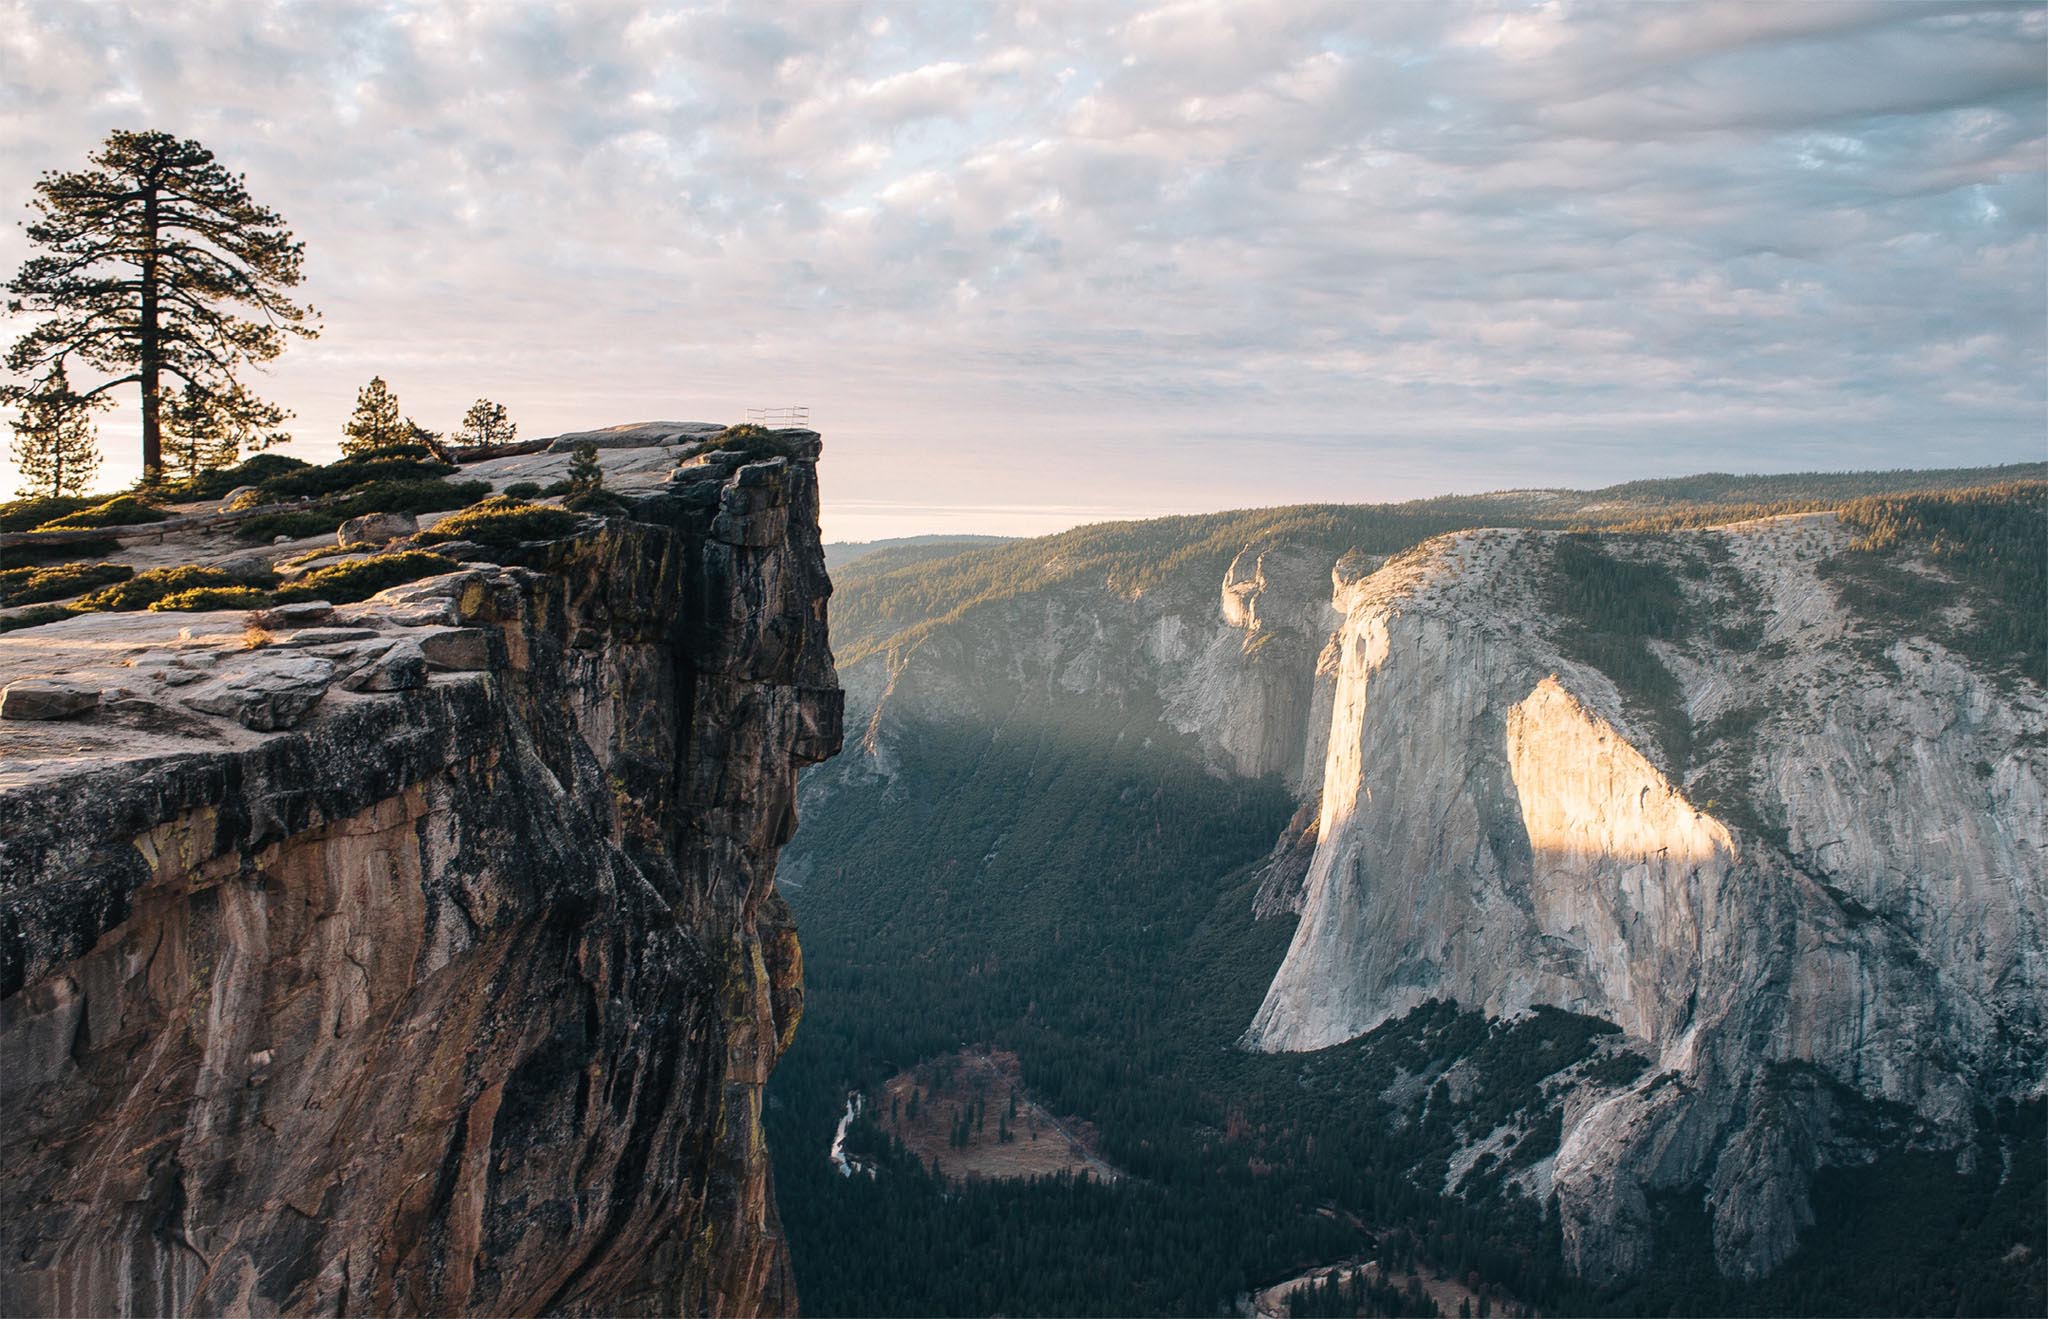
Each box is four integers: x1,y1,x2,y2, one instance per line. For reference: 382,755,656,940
541,479,575,497
416,496,583,547
0,536,122,569
32,495,170,531
502,481,543,499
76,564,275,612
273,551,458,605
0,605,72,633
704,423,804,460
253,452,456,501
0,494,99,534
340,477,492,517
564,488,631,515
147,585,274,611
155,452,310,501
0,561,132,607
234,510,348,543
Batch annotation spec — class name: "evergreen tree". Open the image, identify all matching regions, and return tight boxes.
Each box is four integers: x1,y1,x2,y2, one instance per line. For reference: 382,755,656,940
342,376,407,454
8,364,102,497
456,398,516,456
159,381,289,485
4,129,317,477
566,441,603,493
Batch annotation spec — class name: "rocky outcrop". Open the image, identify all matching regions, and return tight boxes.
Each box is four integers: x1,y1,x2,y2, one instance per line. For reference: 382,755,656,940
1244,517,2045,1281
0,435,840,1316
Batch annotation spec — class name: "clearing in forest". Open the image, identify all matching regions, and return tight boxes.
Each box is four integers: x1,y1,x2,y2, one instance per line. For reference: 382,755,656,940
873,1049,1120,1185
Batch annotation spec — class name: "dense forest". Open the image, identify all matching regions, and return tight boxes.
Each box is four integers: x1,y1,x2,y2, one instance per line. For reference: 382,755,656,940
770,469,2048,1318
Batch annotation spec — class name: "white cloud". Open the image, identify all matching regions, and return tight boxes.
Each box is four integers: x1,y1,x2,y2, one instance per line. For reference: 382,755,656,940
0,0,2041,536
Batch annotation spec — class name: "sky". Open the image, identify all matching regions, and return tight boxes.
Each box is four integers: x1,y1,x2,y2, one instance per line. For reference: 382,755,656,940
1,1,2043,542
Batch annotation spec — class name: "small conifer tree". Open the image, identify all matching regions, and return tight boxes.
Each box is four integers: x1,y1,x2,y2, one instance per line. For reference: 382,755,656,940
566,441,603,494
456,398,516,456
341,376,407,454
9,364,102,497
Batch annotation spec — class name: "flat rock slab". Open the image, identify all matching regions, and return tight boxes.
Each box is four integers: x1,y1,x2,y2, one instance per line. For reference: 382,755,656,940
276,627,382,646
543,421,722,452
1,680,99,721
181,655,337,731
250,600,335,629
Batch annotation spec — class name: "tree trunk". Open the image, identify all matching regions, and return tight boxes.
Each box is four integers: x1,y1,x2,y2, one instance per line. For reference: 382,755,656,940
139,184,162,478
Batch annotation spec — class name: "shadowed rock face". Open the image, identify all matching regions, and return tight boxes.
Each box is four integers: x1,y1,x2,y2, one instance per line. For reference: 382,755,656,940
0,437,841,1316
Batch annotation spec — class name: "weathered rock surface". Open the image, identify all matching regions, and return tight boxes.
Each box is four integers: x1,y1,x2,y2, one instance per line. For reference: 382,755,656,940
1245,518,2046,1281
0,433,841,1316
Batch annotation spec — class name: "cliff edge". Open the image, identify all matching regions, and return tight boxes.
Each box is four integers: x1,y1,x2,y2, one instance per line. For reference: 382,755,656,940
0,434,841,1315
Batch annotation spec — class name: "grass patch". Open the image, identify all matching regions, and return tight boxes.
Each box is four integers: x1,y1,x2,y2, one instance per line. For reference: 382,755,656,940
273,551,458,605
0,561,132,607
148,585,273,611
76,564,276,612
416,496,583,547
32,495,169,531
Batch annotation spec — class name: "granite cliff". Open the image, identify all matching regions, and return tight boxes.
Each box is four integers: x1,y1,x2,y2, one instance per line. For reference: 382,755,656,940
796,473,2042,1295
0,433,840,1315
1245,514,2044,1281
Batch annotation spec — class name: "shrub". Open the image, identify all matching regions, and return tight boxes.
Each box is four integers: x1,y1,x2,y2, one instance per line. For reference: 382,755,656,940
564,489,631,516
703,423,803,460
148,585,274,611
0,561,132,607
339,477,492,517
234,510,348,542
0,535,122,568
155,452,310,501
0,494,99,534
502,481,543,499
32,495,169,531
0,605,72,633
416,496,584,547
273,551,459,605
76,564,276,612
541,480,575,497
253,453,456,501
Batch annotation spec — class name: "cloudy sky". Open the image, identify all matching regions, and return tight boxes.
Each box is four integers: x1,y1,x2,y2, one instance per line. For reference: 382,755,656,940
2,1,2043,540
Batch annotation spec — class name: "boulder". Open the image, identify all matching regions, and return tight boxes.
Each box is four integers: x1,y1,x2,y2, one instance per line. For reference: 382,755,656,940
1,680,99,721
180,655,337,731
221,486,264,510
337,511,418,548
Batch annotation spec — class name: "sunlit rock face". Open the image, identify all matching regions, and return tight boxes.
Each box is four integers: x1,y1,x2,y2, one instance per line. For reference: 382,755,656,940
1246,517,2045,1282
0,437,841,1317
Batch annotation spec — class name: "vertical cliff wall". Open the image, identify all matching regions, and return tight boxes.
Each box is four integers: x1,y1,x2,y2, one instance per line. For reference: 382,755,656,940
1246,517,2045,1281
0,437,841,1315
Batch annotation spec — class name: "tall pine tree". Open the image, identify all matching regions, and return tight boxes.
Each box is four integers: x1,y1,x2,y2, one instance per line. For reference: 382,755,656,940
8,364,103,498
4,130,318,477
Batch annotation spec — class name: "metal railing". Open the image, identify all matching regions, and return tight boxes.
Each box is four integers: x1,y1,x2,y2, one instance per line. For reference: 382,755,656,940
746,406,810,428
